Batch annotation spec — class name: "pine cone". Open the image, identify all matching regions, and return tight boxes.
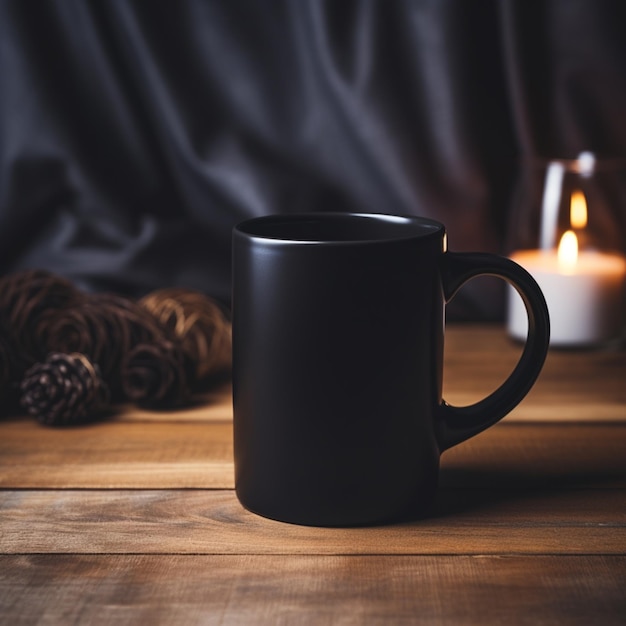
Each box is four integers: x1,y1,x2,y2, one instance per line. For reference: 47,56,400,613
121,339,191,408
20,353,110,426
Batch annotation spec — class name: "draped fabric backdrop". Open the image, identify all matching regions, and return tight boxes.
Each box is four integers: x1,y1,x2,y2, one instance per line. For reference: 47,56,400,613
2,0,625,320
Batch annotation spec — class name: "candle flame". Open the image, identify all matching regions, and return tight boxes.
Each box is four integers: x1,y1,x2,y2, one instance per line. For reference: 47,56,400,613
570,190,588,229
558,230,578,272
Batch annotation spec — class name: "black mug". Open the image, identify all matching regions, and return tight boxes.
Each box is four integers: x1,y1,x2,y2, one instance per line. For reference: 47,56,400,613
232,213,550,526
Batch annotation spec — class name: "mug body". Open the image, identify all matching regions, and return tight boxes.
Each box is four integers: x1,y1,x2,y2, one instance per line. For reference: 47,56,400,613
232,213,446,526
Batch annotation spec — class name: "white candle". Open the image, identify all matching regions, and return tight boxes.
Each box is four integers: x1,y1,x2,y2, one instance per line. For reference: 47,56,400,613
507,246,626,346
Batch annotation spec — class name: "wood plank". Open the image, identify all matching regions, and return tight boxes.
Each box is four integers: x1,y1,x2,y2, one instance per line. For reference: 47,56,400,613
1,555,625,626
443,325,626,421
114,326,625,422
1,421,625,489
2,489,625,555
114,382,233,423
0,421,233,488
441,423,626,488
114,326,624,423
1,325,622,441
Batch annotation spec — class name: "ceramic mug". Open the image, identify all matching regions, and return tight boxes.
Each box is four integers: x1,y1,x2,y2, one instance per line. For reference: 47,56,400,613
232,213,550,526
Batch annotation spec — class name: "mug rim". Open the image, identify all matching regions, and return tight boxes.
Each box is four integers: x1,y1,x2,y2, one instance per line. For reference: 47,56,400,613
233,212,445,246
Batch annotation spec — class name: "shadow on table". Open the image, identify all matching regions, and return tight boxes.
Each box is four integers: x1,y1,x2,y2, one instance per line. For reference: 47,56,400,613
427,465,624,519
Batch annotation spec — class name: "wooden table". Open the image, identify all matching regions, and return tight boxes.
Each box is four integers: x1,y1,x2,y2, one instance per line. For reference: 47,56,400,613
1,326,625,624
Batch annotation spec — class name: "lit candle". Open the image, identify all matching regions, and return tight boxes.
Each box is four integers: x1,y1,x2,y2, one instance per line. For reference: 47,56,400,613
507,192,626,346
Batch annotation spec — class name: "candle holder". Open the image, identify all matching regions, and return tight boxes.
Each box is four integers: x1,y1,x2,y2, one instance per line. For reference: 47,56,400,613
507,152,626,347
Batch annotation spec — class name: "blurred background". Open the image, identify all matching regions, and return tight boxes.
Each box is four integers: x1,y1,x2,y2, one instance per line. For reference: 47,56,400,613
2,0,626,321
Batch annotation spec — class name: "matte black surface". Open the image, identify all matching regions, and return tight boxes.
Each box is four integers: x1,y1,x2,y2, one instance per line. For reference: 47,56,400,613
232,213,549,526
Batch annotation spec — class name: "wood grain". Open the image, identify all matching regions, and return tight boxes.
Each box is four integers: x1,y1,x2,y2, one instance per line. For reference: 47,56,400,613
1,555,625,626
441,423,626,489
0,420,233,488
114,382,233,423
1,324,625,624
443,325,626,421
2,489,625,555
2,421,624,489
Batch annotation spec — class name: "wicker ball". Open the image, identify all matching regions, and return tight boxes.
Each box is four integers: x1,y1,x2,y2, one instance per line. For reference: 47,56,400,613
121,339,191,408
0,325,14,391
0,323,20,415
0,271,233,416
139,288,231,389
0,269,82,366
41,292,166,398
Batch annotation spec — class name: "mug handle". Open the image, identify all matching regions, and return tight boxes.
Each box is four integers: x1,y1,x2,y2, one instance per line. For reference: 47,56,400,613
437,252,550,452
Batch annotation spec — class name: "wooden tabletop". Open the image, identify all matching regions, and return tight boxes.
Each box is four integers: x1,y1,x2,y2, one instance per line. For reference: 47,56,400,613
1,325,625,624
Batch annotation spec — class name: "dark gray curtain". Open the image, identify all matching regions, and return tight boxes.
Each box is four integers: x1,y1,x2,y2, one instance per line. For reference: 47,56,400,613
1,0,625,319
